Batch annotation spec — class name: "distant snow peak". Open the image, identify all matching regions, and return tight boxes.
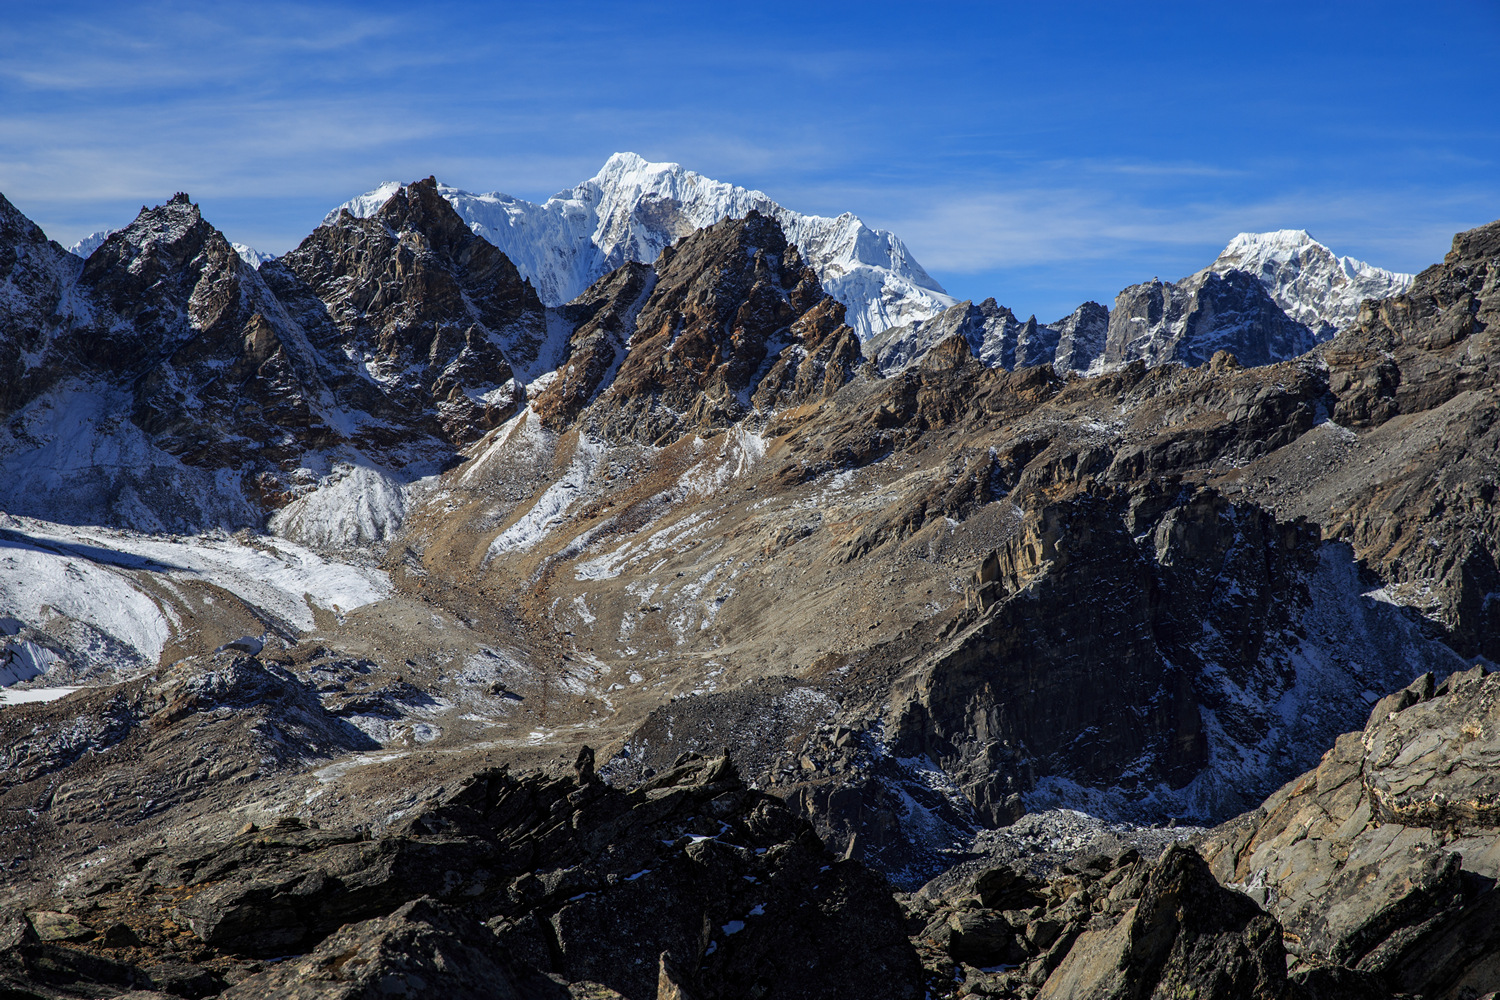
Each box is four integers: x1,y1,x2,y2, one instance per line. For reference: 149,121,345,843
231,243,275,269
1212,229,1413,336
329,154,955,339
66,229,116,259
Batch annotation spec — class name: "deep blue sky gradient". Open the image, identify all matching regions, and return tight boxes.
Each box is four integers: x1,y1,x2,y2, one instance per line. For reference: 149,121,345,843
3,0,1497,319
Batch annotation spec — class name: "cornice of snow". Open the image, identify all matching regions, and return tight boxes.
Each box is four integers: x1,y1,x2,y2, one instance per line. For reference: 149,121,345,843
327,154,955,339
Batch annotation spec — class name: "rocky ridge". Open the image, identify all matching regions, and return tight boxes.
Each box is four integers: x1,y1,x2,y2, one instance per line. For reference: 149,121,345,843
1103,267,1321,369
0,654,921,1000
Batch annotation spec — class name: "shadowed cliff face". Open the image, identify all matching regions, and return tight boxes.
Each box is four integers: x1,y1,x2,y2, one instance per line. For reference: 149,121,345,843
1315,219,1500,659
0,193,79,415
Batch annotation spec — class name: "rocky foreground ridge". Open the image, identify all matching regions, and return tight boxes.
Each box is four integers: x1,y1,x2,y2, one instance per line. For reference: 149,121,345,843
4,651,1500,997
0,178,1498,996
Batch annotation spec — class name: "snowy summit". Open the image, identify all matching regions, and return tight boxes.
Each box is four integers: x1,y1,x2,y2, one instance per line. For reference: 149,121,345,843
1211,229,1414,336
328,152,955,340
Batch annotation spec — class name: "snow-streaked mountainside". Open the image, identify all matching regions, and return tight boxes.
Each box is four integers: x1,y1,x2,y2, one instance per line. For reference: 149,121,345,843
67,227,272,269
329,152,955,339
4,170,1499,938
1211,229,1413,336
0,512,389,675
850,227,1411,375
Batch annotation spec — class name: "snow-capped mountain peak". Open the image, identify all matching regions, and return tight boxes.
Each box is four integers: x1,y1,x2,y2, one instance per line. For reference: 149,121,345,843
1211,229,1413,336
66,229,116,259
327,154,955,339
230,242,276,269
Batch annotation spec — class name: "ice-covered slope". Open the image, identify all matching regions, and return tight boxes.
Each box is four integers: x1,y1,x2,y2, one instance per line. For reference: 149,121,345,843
1211,229,1413,337
329,153,955,339
0,512,389,683
231,242,275,268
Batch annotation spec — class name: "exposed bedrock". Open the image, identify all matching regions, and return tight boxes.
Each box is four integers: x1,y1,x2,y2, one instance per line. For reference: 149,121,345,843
750,483,1467,883
0,750,921,1000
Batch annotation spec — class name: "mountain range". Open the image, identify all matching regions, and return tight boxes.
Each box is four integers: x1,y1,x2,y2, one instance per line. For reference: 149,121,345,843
325,154,1414,370
0,158,1495,1000
63,153,1415,376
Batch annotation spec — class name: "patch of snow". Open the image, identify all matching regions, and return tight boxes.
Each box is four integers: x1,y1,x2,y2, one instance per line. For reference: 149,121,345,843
0,686,78,706
65,230,117,259
270,461,413,550
486,431,608,558
230,242,276,269
0,515,390,665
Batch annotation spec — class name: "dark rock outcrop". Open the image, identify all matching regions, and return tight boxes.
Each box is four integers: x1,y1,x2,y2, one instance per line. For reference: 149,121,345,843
532,261,655,428
885,484,1454,824
1105,267,1318,369
867,298,1021,372
906,844,1289,1000
265,176,552,445
583,211,862,446
1051,300,1110,373
0,751,921,1000
866,298,1071,374
1319,218,1500,659
0,192,81,416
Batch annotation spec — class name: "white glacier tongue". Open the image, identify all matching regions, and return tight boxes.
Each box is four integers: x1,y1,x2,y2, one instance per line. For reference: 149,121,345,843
1211,229,1413,336
328,153,955,339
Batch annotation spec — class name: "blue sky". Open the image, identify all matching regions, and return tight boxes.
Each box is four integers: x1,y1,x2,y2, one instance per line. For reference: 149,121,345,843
2,0,1497,320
